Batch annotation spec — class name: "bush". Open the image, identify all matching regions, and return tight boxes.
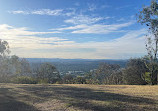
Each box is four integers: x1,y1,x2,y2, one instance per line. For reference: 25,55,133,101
62,74,74,84
11,76,37,84
35,63,61,83
104,71,124,85
122,58,147,85
37,78,49,84
85,79,100,84
73,76,86,84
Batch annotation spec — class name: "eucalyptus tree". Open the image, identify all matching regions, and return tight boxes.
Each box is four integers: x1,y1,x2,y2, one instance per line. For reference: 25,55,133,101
0,39,10,82
138,0,158,84
0,39,10,58
37,63,61,83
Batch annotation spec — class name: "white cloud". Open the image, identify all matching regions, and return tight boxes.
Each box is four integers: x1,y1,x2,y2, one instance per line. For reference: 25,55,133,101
31,9,63,16
105,17,112,19
64,14,104,25
0,24,146,59
51,24,88,31
52,21,134,34
9,8,76,17
53,29,146,59
63,8,76,16
8,10,29,14
9,9,62,16
0,24,71,50
0,24,60,36
117,18,125,22
54,29,146,59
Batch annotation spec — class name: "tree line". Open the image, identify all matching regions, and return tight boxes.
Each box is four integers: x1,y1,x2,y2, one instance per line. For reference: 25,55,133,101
0,40,156,85
62,58,154,85
0,40,61,84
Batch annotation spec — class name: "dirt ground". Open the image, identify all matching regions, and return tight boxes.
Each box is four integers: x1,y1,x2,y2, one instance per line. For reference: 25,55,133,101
0,84,157,111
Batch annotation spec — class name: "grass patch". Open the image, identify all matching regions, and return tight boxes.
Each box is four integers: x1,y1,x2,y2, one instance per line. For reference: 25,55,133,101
0,84,157,111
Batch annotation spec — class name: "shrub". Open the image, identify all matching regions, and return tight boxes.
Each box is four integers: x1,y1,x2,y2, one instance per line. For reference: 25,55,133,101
73,76,86,84
11,76,37,84
37,78,49,84
62,74,74,84
122,58,147,85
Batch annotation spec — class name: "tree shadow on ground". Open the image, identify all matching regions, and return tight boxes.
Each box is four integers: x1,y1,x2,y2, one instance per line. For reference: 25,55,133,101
19,85,158,111
0,87,40,111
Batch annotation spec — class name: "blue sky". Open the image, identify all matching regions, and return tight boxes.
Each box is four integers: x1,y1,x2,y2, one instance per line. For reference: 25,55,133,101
0,0,150,59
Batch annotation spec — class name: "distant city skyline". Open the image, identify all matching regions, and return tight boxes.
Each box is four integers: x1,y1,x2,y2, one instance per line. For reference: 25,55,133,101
0,0,150,59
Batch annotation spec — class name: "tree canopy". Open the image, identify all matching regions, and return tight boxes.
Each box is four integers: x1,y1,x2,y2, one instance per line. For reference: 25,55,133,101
0,39,10,58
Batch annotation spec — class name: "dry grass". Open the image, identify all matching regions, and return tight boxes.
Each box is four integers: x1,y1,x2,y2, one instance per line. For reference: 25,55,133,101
0,84,158,111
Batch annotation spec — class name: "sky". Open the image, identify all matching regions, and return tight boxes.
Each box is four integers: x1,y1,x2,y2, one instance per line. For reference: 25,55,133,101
0,0,151,59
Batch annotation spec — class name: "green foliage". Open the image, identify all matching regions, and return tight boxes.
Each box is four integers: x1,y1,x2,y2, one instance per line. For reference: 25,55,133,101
138,0,158,85
62,74,74,84
84,58,148,85
37,78,49,84
95,63,121,84
122,58,147,85
84,73,100,84
104,71,123,85
36,63,61,83
11,76,37,84
73,76,86,84
142,57,158,84
81,63,123,85
144,72,152,83
85,79,100,84
123,67,145,85
0,39,155,85
0,39,10,57
138,0,158,32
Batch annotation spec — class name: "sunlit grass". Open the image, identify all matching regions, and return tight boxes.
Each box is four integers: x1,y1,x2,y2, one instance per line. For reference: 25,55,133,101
0,84,158,111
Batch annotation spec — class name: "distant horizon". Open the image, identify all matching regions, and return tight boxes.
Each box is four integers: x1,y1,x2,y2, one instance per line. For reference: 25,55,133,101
25,57,129,60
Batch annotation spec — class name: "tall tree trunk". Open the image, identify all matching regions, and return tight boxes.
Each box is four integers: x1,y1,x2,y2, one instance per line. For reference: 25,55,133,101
152,71,158,85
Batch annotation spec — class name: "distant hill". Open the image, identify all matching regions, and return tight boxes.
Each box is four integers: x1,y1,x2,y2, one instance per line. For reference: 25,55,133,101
26,58,127,73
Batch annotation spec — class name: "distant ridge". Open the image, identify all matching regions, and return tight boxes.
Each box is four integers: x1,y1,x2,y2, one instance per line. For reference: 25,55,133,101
26,58,127,73
26,58,127,63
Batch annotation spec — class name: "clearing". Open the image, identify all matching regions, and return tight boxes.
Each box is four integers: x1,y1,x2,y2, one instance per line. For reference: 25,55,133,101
0,84,158,111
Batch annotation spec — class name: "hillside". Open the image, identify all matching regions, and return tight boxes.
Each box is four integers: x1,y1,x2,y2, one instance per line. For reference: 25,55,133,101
27,58,127,74
0,84,157,111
